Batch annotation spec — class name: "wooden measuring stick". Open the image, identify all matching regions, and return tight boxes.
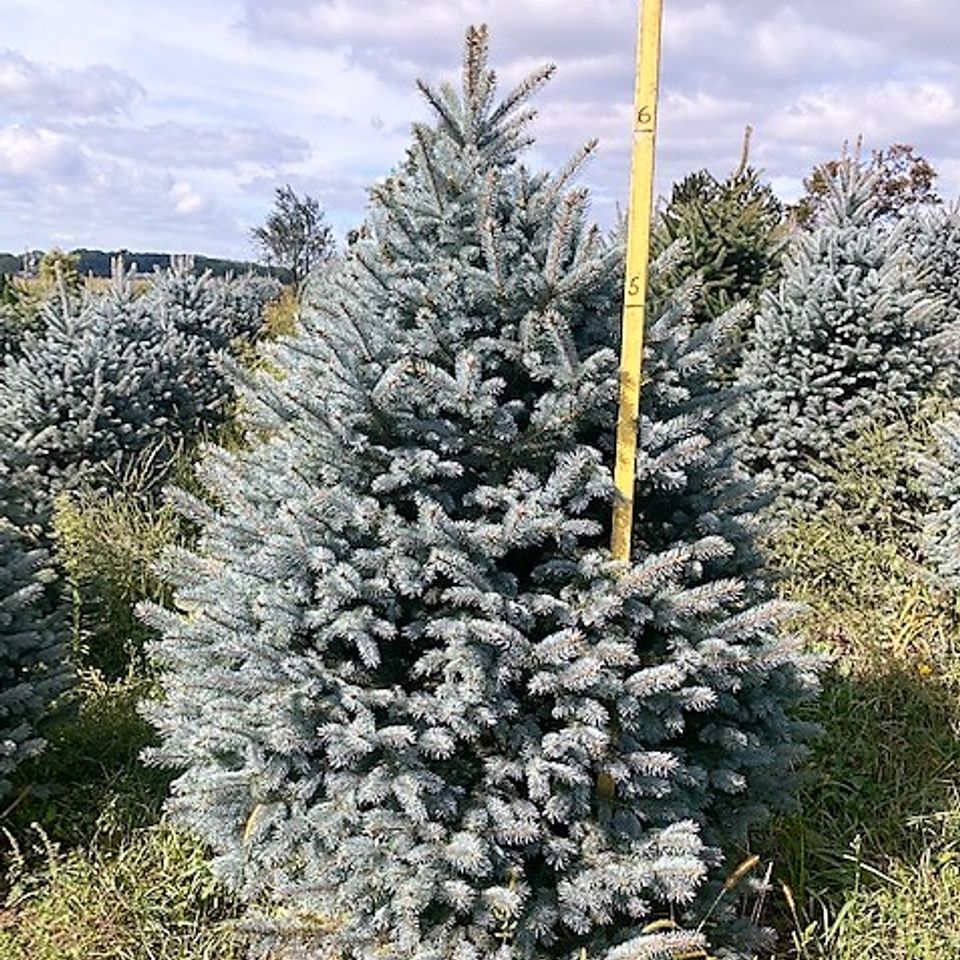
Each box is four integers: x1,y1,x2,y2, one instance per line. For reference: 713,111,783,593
611,0,665,562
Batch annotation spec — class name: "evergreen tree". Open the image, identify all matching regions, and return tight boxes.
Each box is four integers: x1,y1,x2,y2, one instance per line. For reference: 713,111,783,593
0,458,68,796
907,203,960,352
921,411,960,587
140,256,282,350
738,159,949,512
224,271,285,342
652,145,785,363
0,262,235,511
143,27,817,959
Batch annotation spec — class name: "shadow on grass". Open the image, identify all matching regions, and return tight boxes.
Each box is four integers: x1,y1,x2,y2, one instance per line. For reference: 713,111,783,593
1,671,171,859
761,658,960,950
0,672,246,960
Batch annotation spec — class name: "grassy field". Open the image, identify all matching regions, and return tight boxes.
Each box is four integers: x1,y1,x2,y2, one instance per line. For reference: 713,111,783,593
757,413,960,959
0,672,244,960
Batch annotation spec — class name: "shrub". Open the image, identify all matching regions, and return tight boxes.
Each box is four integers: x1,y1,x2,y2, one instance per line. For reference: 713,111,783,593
908,204,960,337
0,274,48,361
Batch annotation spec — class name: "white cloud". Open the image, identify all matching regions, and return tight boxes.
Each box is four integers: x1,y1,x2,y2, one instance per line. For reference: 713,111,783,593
770,81,960,146
0,124,87,178
239,0,629,70
664,2,735,52
170,180,205,214
1,0,960,255
0,48,142,119
751,9,877,75
82,122,311,170
938,159,960,205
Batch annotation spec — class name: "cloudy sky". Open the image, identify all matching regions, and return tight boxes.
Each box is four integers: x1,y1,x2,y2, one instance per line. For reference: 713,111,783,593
2,0,958,260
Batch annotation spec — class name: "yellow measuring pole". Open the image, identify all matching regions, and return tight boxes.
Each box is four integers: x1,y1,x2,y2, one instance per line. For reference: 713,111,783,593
611,0,664,562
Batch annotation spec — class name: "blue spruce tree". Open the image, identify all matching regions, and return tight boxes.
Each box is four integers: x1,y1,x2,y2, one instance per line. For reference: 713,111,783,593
908,203,960,351
738,159,949,512
142,26,817,959
0,457,67,796
916,206,960,582
140,255,282,351
0,260,258,512
920,408,960,586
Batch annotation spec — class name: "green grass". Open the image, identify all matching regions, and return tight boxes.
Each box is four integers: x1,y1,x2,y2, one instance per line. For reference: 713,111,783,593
0,656,247,960
755,411,960,958
53,489,187,678
767,661,960,958
0,823,242,960
785,848,960,959
2,472,244,958
3,669,167,847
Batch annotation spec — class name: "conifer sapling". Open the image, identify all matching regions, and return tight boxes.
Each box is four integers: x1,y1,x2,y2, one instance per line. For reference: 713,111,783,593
0,460,67,796
738,159,949,512
143,27,818,959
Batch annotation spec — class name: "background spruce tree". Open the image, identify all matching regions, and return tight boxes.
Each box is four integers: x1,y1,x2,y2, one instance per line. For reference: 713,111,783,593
0,260,277,516
920,411,960,587
916,207,960,582
651,135,786,366
737,159,950,513
908,204,960,353
0,458,68,796
37,248,83,308
143,27,817,959
140,255,282,351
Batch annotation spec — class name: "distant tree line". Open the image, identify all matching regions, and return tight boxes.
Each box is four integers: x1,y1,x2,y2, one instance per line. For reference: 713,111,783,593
0,248,290,282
